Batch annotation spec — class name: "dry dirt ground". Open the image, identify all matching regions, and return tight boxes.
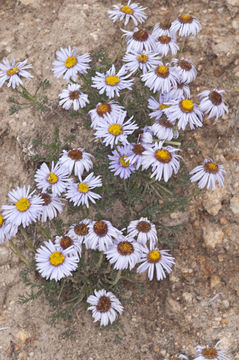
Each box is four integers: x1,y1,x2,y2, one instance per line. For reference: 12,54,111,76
0,0,239,359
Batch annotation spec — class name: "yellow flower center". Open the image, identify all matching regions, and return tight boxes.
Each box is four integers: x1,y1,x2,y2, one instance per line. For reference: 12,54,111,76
204,162,219,174
154,149,172,163
120,5,134,15
159,103,171,111
155,65,169,78
108,124,123,136
16,197,30,212
179,14,193,23
120,155,130,167
49,251,65,266
64,56,77,68
78,183,89,193
105,75,120,86
0,215,4,227
147,250,161,263
48,172,58,184
137,53,148,63
180,99,194,113
6,66,19,76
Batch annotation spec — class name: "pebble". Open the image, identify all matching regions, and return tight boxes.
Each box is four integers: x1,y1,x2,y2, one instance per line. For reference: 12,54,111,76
17,329,32,344
202,221,224,248
202,187,226,216
210,274,221,288
230,195,239,215
166,297,182,313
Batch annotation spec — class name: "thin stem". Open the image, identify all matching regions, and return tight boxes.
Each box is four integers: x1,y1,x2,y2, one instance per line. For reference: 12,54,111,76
111,41,124,65
179,38,186,54
36,223,50,240
21,228,36,253
82,205,89,218
96,252,104,269
164,140,181,147
112,269,122,286
9,240,31,266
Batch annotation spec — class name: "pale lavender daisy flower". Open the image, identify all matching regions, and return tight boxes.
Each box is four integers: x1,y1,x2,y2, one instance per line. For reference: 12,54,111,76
122,49,161,74
190,159,225,190
194,344,229,360
168,78,191,100
58,147,93,177
142,63,178,93
148,92,175,121
155,34,179,57
84,220,122,251
59,83,89,111
152,20,176,38
122,27,157,53
108,1,147,26
126,142,148,170
67,219,92,244
108,145,136,179
88,101,125,130
54,234,82,257
172,58,197,84
0,58,33,88
39,192,63,222
127,217,157,247
0,214,18,243
199,89,228,120
151,114,178,141
171,15,201,37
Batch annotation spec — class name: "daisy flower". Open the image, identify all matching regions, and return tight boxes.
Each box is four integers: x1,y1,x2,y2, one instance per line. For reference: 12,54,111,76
34,162,70,196
65,172,102,208
190,158,225,190
108,145,136,179
122,27,157,53
84,220,121,251
151,114,178,141
2,186,43,228
67,219,92,244
171,15,201,37
108,1,147,26
52,46,91,82
58,147,94,177
94,112,138,148
141,142,182,182
194,345,229,360
88,101,125,130
172,58,197,84
35,240,79,281
168,354,188,360
148,92,175,121
127,217,157,247
39,192,63,222
87,289,123,327
199,89,228,120
156,35,179,57
0,214,18,243
0,58,33,89
163,98,203,130
59,83,89,111
91,65,133,99
142,63,178,93
126,142,148,170
122,50,161,75
152,19,175,37
137,245,175,281
54,234,82,257
168,78,191,100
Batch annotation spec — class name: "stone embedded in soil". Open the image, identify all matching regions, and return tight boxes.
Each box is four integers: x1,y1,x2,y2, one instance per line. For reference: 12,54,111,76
230,195,239,215
0,245,9,266
166,297,182,313
202,187,226,216
210,274,221,288
16,329,32,344
202,221,224,248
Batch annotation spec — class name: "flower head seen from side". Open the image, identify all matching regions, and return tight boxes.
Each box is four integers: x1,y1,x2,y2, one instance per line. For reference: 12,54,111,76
168,354,189,360
67,219,92,244
190,159,225,190
142,142,182,182
151,114,178,141
39,192,63,222
147,92,175,121
58,147,94,177
108,145,136,179
0,58,33,89
91,65,133,99
127,217,157,247
156,35,179,57
2,186,43,228
171,14,201,37
88,101,125,130
137,245,175,281
122,27,157,53
84,220,122,251
65,172,102,208
168,78,191,100
0,213,18,243
172,58,197,84
122,50,161,75
142,63,178,93
126,142,148,170
59,83,89,111
199,89,228,120
152,19,175,37
194,345,229,360
34,162,70,196
108,1,147,26
35,240,79,281
87,289,123,327
54,234,82,257
52,46,91,82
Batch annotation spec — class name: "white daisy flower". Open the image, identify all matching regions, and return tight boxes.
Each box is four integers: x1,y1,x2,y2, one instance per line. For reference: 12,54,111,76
163,98,203,130
0,58,33,89
137,245,175,281
122,27,157,53
87,289,123,327
59,83,89,111
199,89,228,120
54,234,82,257
65,172,102,208
108,145,136,179
35,240,79,281
194,345,229,360
151,114,178,141
67,219,92,244
84,220,121,251
108,0,147,26
142,142,182,182
34,162,70,196
156,35,179,57
122,49,161,75
142,63,178,93
94,112,138,149
58,147,94,178
190,158,225,190
172,58,197,84
91,65,133,99
126,142,148,170
148,92,175,121
0,214,18,243
152,20,175,38
168,78,191,100
2,186,43,228
52,46,91,82
127,217,157,247
39,192,63,222
167,354,189,360
171,15,201,37
138,126,154,145
88,101,125,130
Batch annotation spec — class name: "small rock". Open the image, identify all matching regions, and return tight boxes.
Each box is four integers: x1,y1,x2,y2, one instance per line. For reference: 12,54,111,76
210,274,221,288
169,211,188,225
19,0,37,4
230,195,239,215
202,187,226,216
226,0,239,6
220,217,228,225
202,221,224,248
0,245,9,266
16,329,31,344
166,297,182,313
182,292,193,302
220,318,228,326
153,345,160,353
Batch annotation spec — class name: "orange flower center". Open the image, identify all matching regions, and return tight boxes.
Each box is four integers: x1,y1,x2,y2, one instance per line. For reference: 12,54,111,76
204,162,219,174
60,236,73,250
147,250,161,263
202,348,218,359
155,65,169,78
117,241,134,255
133,30,149,42
93,221,108,237
136,220,151,233
68,149,83,160
97,103,111,117
96,296,111,313
74,223,89,236
178,14,193,24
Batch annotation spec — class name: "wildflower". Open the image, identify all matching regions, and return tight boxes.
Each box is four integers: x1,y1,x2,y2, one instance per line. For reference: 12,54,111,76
2,186,43,228
122,49,161,74
199,89,228,120
0,214,18,243
148,92,175,121
34,162,70,196
54,234,82,257
88,101,125,130
156,35,179,57
190,159,225,190
67,219,92,244
194,345,229,360
65,172,102,208
84,220,121,251
108,1,147,26
171,15,201,37
87,289,123,327
168,78,191,100
94,112,138,148
91,65,133,99
0,58,33,89
126,142,148,170
152,19,175,37
35,240,79,281
172,58,197,83
52,46,91,82
141,142,182,182
59,83,89,110
58,147,94,177
142,63,178,93
122,27,157,53
39,192,63,222
168,354,188,360
127,217,157,247
151,114,178,141
137,245,175,281
108,145,136,179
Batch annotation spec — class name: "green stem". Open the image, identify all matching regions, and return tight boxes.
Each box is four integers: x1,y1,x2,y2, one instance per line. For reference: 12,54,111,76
112,269,122,286
9,240,31,266
111,41,124,65
96,252,104,269
179,38,186,54
82,205,89,218
21,228,36,253
164,140,181,147
36,223,50,240
157,183,173,196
